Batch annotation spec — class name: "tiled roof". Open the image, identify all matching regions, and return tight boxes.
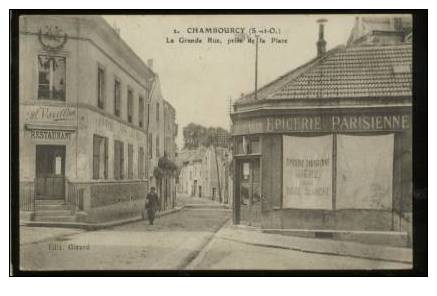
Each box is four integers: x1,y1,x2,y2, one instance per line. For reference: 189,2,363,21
236,43,412,104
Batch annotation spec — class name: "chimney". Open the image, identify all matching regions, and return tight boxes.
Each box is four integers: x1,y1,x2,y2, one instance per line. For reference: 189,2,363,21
316,18,327,57
147,59,154,70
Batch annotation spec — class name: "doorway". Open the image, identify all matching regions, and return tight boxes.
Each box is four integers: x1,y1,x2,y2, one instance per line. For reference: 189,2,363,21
35,145,66,200
235,158,261,226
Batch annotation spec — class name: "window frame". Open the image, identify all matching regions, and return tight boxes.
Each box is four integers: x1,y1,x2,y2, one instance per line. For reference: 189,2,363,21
97,65,106,109
127,87,134,123
114,78,121,117
37,54,67,101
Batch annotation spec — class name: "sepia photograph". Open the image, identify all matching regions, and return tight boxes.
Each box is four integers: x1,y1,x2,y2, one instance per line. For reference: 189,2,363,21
9,10,427,274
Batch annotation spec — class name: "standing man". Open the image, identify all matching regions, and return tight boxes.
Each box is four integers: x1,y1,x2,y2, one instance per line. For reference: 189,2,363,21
145,186,159,225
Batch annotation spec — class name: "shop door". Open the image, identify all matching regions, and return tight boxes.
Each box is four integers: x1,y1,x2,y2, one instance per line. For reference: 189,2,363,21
35,145,66,200
238,159,261,227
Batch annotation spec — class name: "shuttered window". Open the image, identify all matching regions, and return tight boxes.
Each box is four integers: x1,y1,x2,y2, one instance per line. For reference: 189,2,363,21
138,146,144,179
128,144,133,179
139,96,144,128
97,66,105,109
93,135,108,179
114,79,121,117
127,89,133,123
114,140,124,180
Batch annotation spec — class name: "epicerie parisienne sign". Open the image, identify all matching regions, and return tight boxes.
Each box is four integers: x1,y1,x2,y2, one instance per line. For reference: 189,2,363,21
232,113,410,135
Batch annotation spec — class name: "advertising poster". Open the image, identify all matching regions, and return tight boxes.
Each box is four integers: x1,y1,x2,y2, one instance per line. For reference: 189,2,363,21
283,135,333,209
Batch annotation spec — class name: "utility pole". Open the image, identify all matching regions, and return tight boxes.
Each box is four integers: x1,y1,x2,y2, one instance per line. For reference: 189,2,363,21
213,132,222,203
254,35,259,100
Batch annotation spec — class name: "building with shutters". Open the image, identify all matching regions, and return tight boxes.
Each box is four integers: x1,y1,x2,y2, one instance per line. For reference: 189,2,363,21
230,16,413,246
19,15,160,223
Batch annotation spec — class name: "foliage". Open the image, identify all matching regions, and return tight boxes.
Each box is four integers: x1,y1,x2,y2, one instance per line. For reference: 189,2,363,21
183,123,230,149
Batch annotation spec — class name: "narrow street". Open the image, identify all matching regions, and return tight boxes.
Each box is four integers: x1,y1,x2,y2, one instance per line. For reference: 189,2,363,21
20,206,231,270
20,204,411,270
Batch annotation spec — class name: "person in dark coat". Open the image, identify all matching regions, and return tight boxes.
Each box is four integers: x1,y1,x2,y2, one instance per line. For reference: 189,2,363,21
145,186,159,225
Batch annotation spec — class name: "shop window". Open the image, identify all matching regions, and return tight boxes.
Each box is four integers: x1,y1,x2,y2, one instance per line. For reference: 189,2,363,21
114,79,121,117
241,162,250,181
97,66,105,109
93,135,108,179
139,96,144,128
114,140,124,180
37,55,66,101
235,136,260,155
127,89,133,123
128,144,133,179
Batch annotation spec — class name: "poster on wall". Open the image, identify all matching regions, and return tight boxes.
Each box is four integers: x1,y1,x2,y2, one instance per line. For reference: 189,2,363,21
283,135,333,209
336,134,394,210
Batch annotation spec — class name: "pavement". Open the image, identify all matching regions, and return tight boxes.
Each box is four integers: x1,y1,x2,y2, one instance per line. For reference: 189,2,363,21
19,194,413,270
19,202,231,270
187,222,412,270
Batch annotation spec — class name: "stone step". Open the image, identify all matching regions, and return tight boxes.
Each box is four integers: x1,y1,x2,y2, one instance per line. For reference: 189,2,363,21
35,204,70,211
33,215,77,223
34,209,72,217
35,199,66,205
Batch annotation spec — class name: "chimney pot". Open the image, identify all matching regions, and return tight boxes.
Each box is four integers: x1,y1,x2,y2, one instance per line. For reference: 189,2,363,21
317,19,328,57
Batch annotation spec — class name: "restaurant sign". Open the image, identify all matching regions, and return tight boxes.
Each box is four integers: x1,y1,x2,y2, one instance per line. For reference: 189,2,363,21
24,106,77,124
232,113,411,135
30,129,73,140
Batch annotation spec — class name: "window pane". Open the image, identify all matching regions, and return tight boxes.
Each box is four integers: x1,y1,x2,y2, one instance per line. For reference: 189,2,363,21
38,55,65,101
128,144,133,179
97,67,105,109
127,90,133,123
114,80,121,116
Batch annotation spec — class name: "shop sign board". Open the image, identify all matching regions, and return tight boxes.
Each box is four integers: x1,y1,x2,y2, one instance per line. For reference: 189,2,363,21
232,113,410,135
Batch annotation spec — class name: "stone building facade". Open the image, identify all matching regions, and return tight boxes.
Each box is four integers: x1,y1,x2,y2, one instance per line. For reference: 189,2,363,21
19,15,167,223
230,16,412,245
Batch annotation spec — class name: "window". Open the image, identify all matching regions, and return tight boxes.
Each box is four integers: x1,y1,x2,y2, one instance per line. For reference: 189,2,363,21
138,146,144,179
114,79,121,117
93,135,108,179
156,135,160,158
127,89,133,123
156,102,160,122
97,66,105,109
128,144,133,179
38,55,66,100
146,103,150,128
139,96,144,127
114,140,124,180
148,133,153,159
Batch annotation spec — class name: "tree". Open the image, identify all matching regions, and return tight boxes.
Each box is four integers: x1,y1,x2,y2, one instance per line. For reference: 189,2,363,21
183,123,230,149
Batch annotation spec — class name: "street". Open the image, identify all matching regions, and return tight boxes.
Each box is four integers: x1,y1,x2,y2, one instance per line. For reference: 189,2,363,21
20,205,411,270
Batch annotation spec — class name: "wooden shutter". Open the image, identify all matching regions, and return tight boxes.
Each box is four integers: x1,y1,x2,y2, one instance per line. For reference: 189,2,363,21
93,135,100,179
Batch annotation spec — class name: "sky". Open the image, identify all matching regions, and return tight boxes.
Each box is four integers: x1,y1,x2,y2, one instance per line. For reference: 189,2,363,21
103,14,356,147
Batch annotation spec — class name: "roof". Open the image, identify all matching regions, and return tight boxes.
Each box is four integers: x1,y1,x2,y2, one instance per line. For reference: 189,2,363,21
235,43,411,105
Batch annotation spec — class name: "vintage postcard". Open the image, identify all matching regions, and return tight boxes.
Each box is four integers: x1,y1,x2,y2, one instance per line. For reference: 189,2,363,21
12,12,422,273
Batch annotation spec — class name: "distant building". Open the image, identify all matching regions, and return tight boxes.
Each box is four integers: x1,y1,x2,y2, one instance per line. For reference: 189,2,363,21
231,15,412,245
19,15,155,222
177,146,232,204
